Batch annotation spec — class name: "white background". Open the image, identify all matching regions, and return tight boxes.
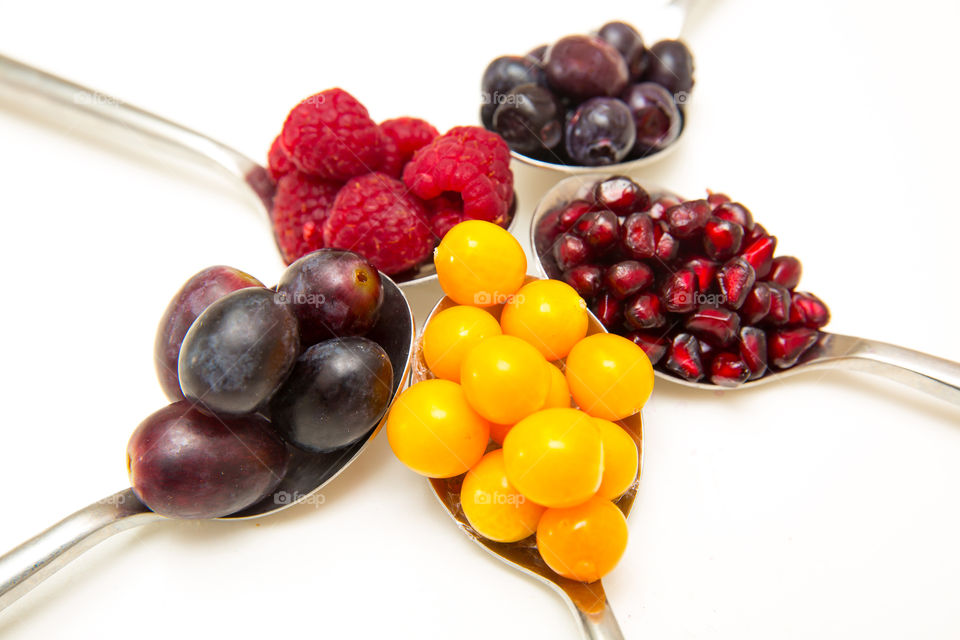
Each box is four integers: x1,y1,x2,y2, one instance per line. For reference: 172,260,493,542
1,0,959,638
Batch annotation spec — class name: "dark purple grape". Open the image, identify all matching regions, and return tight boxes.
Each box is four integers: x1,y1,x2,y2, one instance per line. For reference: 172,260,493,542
621,82,682,155
545,35,629,99
481,56,546,128
270,337,393,453
564,97,636,165
597,21,646,79
127,402,288,519
525,44,548,64
492,83,563,155
178,288,299,415
154,266,263,401
641,40,695,98
277,249,383,345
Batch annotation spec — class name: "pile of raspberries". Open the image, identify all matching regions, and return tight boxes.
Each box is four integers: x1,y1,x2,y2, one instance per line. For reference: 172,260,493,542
267,88,515,275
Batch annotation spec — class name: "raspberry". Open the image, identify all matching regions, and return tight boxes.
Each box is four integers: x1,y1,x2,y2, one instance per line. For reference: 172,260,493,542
267,135,294,182
378,117,440,178
280,89,384,181
403,126,513,224
323,173,433,275
425,193,464,241
270,171,342,264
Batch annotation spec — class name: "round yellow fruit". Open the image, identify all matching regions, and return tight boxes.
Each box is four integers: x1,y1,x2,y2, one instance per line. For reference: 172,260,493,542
435,220,526,307
460,335,549,425
592,418,639,500
501,279,588,360
537,496,628,583
422,305,501,382
542,362,571,410
565,333,653,420
461,450,547,543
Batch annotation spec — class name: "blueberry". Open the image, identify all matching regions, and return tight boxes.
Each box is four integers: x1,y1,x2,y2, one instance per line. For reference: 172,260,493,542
481,56,546,129
621,82,682,155
492,83,563,155
564,97,636,165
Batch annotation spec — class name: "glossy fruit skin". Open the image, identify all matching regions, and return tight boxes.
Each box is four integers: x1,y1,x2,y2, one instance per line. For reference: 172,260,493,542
664,333,704,381
545,35,629,99
710,351,751,387
558,200,594,231
641,39,695,97
717,257,756,310
703,217,744,260
543,362,571,409
571,209,620,253
591,294,622,329
461,335,550,424
739,326,768,379
503,408,603,508
387,379,490,478
789,291,831,329
276,249,383,346
565,333,653,420
605,260,654,298
594,176,651,215
178,288,299,415
769,327,818,368
269,337,393,452
422,306,501,382
563,264,604,298
501,280,588,361
621,212,656,260
593,418,639,500
741,282,773,325
621,82,681,154
461,450,547,543
435,221,526,306
624,292,665,329
481,56,547,128
597,21,646,78
537,496,628,583
554,233,591,271
565,97,636,166
625,330,668,365
662,268,697,314
768,256,802,290
714,202,755,230
666,199,711,238
493,84,563,155
154,266,263,401
685,307,741,347
740,236,777,279
127,402,288,519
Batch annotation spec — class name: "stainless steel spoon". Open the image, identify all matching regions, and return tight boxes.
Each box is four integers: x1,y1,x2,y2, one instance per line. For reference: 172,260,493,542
530,174,960,405
0,275,415,612
412,285,643,640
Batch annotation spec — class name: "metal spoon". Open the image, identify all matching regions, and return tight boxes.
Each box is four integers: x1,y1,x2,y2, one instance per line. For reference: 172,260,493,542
0,275,415,612
530,174,960,405
412,286,643,640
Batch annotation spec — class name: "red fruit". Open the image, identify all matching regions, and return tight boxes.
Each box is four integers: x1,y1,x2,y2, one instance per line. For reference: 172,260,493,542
738,326,768,379
280,88,385,181
740,235,777,278
563,264,604,299
605,260,655,299
710,352,750,387
270,171,342,264
323,173,433,275
767,256,802,290
765,283,792,325
594,176,651,214
625,331,668,365
703,217,744,260
664,333,704,381
654,224,680,262
741,281,772,325
684,257,718,292
743,222,768,246
666,199,711,238
789,291,831,329
267,135,294,181
378,117,440,178
706,191,731,210
717,257,756,310
624,293,666,329
649,194,682,221
684,307,740,346
572,209,620,252
662,269,697,313
621,212,656,259
591,294,622,329
713,202,754,230
553,233,591,270
768,327,818,368
425,192,464,241
558,200,594,231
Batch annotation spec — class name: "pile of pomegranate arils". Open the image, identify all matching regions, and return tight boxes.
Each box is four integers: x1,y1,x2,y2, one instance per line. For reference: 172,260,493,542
535,176,830,386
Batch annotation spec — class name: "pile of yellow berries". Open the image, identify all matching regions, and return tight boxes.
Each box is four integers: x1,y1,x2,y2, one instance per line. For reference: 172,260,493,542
387,221,654,583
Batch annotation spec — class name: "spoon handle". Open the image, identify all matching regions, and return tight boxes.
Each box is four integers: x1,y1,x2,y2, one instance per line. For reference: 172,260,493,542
574,600,625,640
0,53,269,201
0,488,162,612
812,332,960,405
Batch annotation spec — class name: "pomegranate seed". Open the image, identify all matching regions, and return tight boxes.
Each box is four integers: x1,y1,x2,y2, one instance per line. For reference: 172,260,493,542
572,209,620,253
664,333,704,381
662,269,697,313
558,200,594,231
591,294,622,329
789,291,831,329
654,223,680,262
553,233,591,271
624,293,666,329
563,264,604,299
740,235,777,278
717,257,756,309
710,352,750,387
605,260,655,299
706,191,731,210
767,256,802,290
765,283,792,325
625,330,669,364
649,194,682,221
703,217,744,260
594,176,651,214
743,222,768,246
698,338,716,364
666,199,711,238
713,202,755,230
684,257,718,292
741,281,772,325
738,326,768,379
621,212,656,259
768,327,818,368
684,307,740,346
